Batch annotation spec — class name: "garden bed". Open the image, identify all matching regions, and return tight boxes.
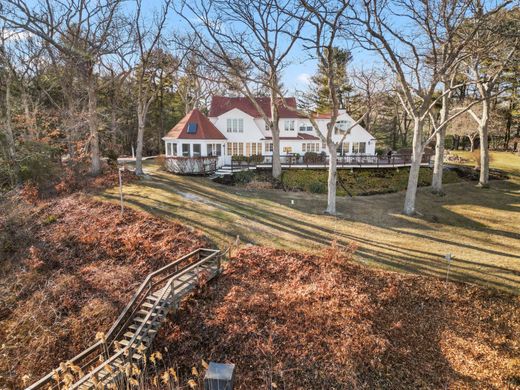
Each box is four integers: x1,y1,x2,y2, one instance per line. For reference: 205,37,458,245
217,166,508,196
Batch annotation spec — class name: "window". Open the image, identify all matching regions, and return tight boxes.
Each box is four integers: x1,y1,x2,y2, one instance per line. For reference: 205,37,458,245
334,120,349,135
227,118,244,133
208,144,222,157
170,143,178,156
303,143,320,153
342,142,350,155
284,120,295,131
182,144,190,157
187,123,198,134
265,142,273,152
167,143,172,156
299,123,313,132
322,142,326,149
193,144,201,156
352,142,366,154
227,142,245,156
283,146,293,153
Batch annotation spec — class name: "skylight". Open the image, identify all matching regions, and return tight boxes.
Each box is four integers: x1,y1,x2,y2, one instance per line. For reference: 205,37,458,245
187,123,198,134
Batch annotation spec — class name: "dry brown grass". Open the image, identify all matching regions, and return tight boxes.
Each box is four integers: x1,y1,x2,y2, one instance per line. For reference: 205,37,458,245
163,246,520,389
0,193,207,388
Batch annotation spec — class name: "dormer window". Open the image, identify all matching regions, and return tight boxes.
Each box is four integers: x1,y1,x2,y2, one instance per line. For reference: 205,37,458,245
284,120,295,131
187,123,198,134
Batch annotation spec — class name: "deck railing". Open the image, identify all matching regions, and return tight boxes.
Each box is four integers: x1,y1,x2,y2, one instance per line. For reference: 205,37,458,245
164,156,218,174
229,153,432,170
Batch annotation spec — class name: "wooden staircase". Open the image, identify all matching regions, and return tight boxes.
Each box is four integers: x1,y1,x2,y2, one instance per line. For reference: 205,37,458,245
25,248,222,390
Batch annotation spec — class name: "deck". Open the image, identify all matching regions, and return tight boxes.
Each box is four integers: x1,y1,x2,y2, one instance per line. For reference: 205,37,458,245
214,154,433,176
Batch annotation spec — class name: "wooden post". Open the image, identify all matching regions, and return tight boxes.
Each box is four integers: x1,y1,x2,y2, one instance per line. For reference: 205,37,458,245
118,167,124,217
204,362,235,390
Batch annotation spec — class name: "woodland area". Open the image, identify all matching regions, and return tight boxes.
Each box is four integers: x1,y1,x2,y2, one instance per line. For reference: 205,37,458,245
0,0,519,216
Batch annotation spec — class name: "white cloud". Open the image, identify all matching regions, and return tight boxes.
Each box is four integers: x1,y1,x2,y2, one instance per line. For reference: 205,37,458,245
297,72,312,85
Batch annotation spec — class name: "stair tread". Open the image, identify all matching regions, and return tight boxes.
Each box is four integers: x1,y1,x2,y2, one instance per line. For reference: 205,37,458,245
128,324,158,332
124,331,151,341
32,252,222,389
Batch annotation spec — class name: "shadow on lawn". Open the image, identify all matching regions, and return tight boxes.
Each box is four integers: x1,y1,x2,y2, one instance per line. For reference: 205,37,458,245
100,168,520,293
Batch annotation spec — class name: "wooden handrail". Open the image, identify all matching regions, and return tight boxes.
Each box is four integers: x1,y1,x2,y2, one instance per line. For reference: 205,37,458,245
68,250,220,389
25,248,220,390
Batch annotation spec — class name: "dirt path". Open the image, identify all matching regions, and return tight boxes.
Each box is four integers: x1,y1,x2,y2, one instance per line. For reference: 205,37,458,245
99,162,520,293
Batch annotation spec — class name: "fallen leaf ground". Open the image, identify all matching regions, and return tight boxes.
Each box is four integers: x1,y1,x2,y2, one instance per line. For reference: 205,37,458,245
0,193,207,388
163,246,520,389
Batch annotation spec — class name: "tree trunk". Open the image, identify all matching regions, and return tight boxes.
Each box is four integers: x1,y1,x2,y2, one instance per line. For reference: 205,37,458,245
469,136,475,152
270,92,281,179
87,75,101,175
477,98,490,187
111,107,118,151
431,126,446,194
21,90,35,138
135,102,146,176
403,119,424,215
4,72,16,161
158,85,165,154
326,143,337,215
432,90,449,194
504,101,512,150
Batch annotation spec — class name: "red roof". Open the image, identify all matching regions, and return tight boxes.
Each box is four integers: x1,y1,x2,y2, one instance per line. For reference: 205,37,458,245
262,133,320,141
312,113,332,119
209,96,305,118
164,109,226,140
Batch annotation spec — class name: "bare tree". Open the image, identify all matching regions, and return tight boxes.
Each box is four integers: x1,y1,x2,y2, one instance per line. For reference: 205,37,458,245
131,0,174,176
462,10,519,187
280,0,369,215
175,0,306,179
0,26,16,163
350,67,388,135
0,0,126,175
349,0,509,215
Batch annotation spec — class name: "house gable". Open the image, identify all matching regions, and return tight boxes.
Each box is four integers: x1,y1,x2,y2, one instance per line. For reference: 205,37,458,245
210,107,265,142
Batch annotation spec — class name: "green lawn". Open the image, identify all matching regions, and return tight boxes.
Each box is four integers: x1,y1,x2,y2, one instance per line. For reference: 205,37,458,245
98,161,520,294
449,150,520,176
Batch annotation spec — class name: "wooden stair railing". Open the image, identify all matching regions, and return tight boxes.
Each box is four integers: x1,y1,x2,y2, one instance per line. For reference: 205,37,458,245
25,248,221,390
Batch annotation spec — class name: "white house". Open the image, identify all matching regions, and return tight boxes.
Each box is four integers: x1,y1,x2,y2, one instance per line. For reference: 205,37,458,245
163,96,376,169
